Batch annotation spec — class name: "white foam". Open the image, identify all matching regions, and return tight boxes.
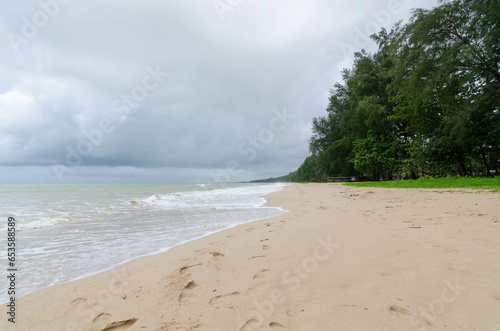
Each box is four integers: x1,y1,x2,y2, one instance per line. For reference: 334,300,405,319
139,183,286,211
0,214,71,232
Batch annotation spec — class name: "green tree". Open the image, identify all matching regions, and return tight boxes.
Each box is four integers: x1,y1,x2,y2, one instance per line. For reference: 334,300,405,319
386,0,500,175
352,131,399,180
294,0,499,180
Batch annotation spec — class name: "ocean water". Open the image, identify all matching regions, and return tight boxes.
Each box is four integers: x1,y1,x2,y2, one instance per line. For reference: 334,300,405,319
0,183,287,302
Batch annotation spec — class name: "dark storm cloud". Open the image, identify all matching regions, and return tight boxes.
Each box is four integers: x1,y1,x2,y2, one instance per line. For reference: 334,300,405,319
0,0,439,183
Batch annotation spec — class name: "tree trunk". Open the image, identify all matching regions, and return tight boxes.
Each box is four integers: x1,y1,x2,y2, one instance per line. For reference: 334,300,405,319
456,151,468,176
479,147,492,177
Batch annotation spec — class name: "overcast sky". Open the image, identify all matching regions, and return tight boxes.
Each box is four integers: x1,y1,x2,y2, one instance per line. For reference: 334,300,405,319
0,0,439,183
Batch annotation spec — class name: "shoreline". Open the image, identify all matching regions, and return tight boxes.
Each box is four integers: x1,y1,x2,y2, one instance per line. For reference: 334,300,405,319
0,183,285,305
4,183,500,330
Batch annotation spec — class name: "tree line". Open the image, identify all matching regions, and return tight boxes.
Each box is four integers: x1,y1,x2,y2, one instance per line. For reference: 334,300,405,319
288,0,499,182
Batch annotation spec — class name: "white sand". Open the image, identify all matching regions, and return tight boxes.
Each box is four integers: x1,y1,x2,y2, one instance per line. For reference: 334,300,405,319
4,183,500,330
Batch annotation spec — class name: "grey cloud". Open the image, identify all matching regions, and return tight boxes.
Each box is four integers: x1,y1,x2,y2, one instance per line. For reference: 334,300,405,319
0,0,439,183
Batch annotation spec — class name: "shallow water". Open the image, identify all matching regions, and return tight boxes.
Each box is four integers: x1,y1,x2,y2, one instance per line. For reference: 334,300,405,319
0,182,287,302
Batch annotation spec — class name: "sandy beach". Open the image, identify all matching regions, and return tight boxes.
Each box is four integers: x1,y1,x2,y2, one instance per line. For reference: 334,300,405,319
4,183,500,330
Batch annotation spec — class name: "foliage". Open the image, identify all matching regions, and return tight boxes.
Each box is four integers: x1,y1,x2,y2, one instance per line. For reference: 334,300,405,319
351,131,399,175
290,0,500,182
288,155,324,182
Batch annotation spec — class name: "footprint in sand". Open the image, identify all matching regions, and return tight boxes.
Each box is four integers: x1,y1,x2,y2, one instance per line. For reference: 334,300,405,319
248,255,266,260
389,305,431,327
239,318,259,330
71,296,102,312
89,312,113,331
179,281,200,302
100,318,138,331
209,251,225,258
389,305,411,316
209,292,240,305
260,238,270,242
71,297,87,307
262,245,270,250
179,263,203,275
252,269,270,279
287,309,305,317
269,322,285,328
93,313,112,323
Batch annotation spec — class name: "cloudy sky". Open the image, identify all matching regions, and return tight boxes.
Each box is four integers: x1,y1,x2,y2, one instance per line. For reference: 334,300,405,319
0,0,439,183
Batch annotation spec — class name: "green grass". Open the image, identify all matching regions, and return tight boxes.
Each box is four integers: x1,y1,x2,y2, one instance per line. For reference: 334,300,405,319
344,176,500,192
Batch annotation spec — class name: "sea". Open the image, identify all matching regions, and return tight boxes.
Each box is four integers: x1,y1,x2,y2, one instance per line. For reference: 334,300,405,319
0,182,287,302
